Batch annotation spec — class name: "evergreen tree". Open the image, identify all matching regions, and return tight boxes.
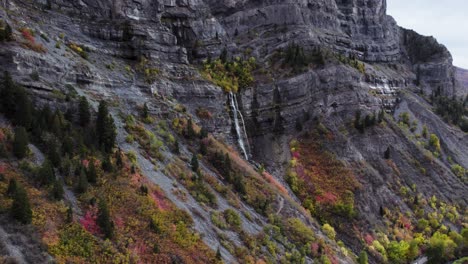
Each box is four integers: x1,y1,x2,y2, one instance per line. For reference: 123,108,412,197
13,126,28,159
384,146,391,160
51,179,64,200
78,96,91,127
62,136,74,156
186,119,195,139
233,173,246,195
96,101,116,153
115,149,123,169
378,109,385,123
101,155,113,173
6,178,17,197
76,168,88,193
142,103,149,119
295,118,303,131
66,205,73,223
220,47,228,63
11,184,32,224
14,86,32,129
87,159,97,184
191,154,199,172
199,127,208,139
200,141,207,155
4,24,12,41
48,140,61,167
39,159,55,186
97,199,113,239
216,247,222,260
354,110,363,133
0,71,16,117
173,139,180,155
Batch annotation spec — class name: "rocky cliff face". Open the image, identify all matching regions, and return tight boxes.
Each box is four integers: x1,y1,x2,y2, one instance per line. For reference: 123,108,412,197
0,0,466,263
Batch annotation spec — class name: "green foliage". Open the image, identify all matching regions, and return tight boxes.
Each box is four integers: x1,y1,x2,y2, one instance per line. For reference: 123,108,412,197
87,160,97,184
76,168,88,193
191,154,199,172
96,101,116,153
358,250,368,264
386,240,410,264
11,184,32,224
51,179,64,200
202,57,256,92
223,209,241,229
451,164,466,181
431,91,467,132
6,178,17,197
399,112,411,127
13,127,28,159
0,21,13,42
426,231,457,264
78,96,91,127
97,199,113,239
284,218,315,245
38,159,55,186
322,223,336,240
384,146,391,159
428,134,441,153
50,223,97,259
422,125,429,138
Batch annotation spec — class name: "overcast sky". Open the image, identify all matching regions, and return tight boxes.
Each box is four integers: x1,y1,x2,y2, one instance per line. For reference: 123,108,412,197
386,0,468,69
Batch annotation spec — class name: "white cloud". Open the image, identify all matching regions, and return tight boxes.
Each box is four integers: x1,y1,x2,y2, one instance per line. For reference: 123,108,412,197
387,0,468,68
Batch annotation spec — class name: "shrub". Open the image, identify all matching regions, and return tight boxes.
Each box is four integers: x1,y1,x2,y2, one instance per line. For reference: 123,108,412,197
428,134,441,153
11,184,32,224
322,223,336,240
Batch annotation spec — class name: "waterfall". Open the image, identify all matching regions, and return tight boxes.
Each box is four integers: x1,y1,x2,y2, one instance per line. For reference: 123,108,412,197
229,92,250,160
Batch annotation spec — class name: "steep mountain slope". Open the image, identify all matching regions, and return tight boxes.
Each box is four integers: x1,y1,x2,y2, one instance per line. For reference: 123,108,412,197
0,0,466,263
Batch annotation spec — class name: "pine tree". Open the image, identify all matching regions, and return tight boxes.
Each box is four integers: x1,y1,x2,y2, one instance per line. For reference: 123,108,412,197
66,205,73,223
96,101,116,153
173,139,180,155
14,86,32,129
191,154,199,172
39,159,55,186
199,127,208,139
200,141,207,155
51,179,64,200
142,103,149,119
384,146,391,160
76,168,88,193
97,199,113,239
354,110,363,132
220,47,228,63
11,184,32,224
115,149,123,169
102,155,113,173
4,24,12,41
186,119,195,139
78,96,91,127
48,140,61,167
87,159,97,184
378,109,385,123
216,247,222,260
0,71,16,118
6,178,17,197
13,126,28,159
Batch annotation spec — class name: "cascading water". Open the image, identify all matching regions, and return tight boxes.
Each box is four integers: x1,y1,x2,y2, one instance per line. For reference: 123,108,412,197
229,92,250,160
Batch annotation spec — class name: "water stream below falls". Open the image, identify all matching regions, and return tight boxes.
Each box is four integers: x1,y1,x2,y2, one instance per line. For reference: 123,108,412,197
229,92,250,160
